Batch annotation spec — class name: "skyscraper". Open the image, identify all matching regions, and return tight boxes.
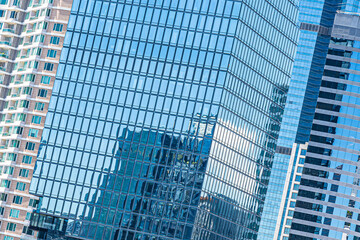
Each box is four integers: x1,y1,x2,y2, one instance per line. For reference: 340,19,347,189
26,0,299,239
0,0,71,239
290,12,360,240
258,0,340,239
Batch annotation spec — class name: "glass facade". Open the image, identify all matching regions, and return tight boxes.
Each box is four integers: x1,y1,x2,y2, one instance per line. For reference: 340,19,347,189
340,0,360,11
290,13,360,240
28,0,298,239
258,0,340,239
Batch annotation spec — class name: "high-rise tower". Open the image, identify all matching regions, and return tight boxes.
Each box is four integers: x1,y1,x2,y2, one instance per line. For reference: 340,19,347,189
25,0,299,239
290,12,360,240
0,0,71,239
259,0,340,239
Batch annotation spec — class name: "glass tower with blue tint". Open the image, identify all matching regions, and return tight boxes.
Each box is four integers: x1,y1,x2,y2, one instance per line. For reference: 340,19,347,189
290,12,360,240
340,0,360,11
28,0,298,239
258,0,344,239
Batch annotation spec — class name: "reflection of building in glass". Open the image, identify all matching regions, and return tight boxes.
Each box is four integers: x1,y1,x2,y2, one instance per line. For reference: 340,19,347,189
27,0,299,239
290,13,360,240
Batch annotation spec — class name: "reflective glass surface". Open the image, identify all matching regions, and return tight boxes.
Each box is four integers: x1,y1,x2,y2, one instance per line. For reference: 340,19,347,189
258,0,340,239
29,0,298,239
290,14,360,240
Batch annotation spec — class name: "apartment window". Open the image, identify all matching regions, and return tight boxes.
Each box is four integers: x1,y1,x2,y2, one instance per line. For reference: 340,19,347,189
36,48,42,56
295,175,301,182
47,49,57,58
12,196,23,204
25,212,31,220
300,149,307,156
53,23,63,32
28,129,39,137
10,140,19,148
25,142,36,151
16,113,26,122
284,228,290,234
41,76,51,84
4,236,14,240
23,226,34,235
299,157,305,164
0,10,4,17
16,182,26,191
9,11,17,19
25,74,35,82
290,201,296,208
1,180,10,188
31,116,42,124
50,36,60,45
34,61,40,69
19,169,29,177
15,127,23,135
0,207,4,215
3,167,13,175
9,209,19,218
293,184,299,190
6,223,16,231
35,102,45,111
0,193,7,201
291,193,298,199
37,35,45,43
22,155,33,164
20,100,29,108
44,62,54,71
7,153,17,162
297,167,303,173
29,199,39,207
38,89,48,98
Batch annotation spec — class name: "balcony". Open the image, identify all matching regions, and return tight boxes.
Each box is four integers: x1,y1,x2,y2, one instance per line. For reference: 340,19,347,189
0,41,11,46
0,50,8,59
2,28,15,34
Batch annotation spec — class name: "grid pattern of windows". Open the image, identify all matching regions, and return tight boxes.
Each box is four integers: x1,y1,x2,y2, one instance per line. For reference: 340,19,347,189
0,0,72,238
290,13,360,240
29,0,298,239
258,0,345,239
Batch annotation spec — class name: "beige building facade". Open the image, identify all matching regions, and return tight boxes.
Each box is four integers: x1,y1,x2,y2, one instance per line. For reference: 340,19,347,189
0,0,72,239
